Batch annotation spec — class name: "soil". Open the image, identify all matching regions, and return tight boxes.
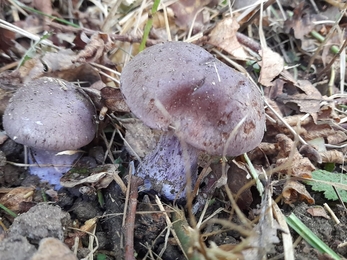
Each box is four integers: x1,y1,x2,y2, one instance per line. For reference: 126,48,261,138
1,136,347,260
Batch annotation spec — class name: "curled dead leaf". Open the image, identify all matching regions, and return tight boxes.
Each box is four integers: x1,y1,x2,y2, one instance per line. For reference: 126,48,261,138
282,179,315,204
73,33,114,63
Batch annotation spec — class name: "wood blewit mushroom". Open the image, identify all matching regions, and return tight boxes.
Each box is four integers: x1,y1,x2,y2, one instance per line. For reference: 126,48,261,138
120,41,265,200
3,77,96,188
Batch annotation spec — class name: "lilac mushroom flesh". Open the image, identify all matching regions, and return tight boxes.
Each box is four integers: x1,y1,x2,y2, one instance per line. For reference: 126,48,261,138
120,41,265,200
3,77,96,188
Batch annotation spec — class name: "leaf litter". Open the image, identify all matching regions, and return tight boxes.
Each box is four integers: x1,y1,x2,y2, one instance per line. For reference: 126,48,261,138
1,0,347,259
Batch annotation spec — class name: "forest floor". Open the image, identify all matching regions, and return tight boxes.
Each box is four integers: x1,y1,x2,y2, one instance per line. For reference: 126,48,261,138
1,0,347,259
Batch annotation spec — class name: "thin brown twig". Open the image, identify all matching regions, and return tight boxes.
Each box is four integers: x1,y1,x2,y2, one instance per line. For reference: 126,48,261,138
124,175,143,260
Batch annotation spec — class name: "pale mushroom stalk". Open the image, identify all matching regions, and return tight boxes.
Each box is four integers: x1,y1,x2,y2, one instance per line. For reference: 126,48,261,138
28,149,81,188
137,131,198,200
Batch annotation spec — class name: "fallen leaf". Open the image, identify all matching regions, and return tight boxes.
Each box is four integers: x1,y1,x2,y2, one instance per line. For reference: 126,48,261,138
299,144,322,164
169,0,218,33
0,28,15,54
307,206,330,219
320,150,345,164
60,164,122,190
283,2,316,40
100,86,130,113
282,179,315,204
326,131,347,145
227,160,253,210
208,17,249,60
258,47,284,87
0,71,20,115
73,33,114,63
276,134,315,179
80,217,97,233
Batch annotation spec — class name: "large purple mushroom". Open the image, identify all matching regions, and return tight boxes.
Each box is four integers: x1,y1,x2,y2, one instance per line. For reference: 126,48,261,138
3,77,96,188
120,41,265,200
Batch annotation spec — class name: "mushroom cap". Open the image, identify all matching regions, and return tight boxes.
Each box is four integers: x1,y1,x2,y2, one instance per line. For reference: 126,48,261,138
3,77,96,151
120,41,265,156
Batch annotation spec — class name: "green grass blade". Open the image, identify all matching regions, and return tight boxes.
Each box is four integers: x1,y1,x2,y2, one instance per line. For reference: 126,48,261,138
286,213,340,260
0,203,17,218
139,0,161,51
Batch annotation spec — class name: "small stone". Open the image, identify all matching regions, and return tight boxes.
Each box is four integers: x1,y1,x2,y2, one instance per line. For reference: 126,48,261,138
31,237,77,260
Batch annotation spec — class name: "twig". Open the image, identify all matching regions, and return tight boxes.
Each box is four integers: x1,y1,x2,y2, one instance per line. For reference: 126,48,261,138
124,174,143,260
323,203,340,225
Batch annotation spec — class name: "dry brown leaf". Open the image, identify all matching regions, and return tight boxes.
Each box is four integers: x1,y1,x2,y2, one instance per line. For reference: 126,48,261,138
276,134,315,178
318,104,340,123
73,33,114,63
0,186,35,213
307,206,330,219
0,27,15,53
21,49,77,80
169,0,218,33
80,217,97,233
293,80,322,114
19,49,101,85
258,47,284,87
227,160,253,210
100,87,130,113
320,150,345,164
32,0,53,31
282,179,315,204
60,164,121,190
283,2,317,40
327,131,347,145
208,17,249,60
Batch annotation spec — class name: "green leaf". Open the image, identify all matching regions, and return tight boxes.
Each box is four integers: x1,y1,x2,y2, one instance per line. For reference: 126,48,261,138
306,170,347,202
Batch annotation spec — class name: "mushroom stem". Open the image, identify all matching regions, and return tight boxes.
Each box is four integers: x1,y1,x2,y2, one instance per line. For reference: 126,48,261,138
137,131,198,200
28,148,81,189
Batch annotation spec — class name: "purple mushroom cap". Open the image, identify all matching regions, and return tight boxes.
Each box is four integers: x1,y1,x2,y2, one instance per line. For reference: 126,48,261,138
121,41,265,156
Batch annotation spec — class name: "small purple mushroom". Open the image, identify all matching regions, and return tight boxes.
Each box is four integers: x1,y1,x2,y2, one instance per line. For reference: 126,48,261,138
3,77,96,188
120,41,265,200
